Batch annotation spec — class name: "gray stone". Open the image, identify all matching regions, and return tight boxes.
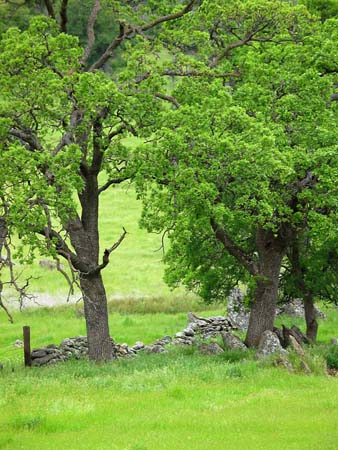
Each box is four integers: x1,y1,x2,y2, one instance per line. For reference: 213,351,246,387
275,354,294,372
14,339,23,348
221,332,247,351
277,298,326,320
183,327,195,337
154,336,172,346
131,341,145,351
31,349,48,358
175,331,186,339
144,344,166,353
32,353,59,366
198,342,224,355
226,288,250,331
289,335,305,357
331,338,338,345
300,360,311,374
257,331,287,358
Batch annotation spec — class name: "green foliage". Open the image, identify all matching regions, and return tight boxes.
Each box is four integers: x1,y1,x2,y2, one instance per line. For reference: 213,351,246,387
326,344,338,369
136,2,338,303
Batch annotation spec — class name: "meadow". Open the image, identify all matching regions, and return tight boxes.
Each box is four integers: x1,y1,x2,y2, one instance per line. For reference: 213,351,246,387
1,185,338,450
1,302,338,450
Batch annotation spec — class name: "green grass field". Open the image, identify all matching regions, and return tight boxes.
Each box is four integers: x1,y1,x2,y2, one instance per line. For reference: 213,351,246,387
1,179,338,450
1,304,338,450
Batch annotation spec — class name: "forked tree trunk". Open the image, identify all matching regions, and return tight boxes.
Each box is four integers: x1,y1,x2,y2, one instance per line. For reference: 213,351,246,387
304,293,318,341
80,273,113,361
245,228,286,347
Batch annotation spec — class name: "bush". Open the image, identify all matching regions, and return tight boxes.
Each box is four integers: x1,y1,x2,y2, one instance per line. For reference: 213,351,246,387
326,345,338,369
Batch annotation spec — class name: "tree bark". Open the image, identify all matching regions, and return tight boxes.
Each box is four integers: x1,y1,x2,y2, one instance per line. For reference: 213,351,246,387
67,171,113,361
80,273,113,361
304,293,318,341
245,227,286,347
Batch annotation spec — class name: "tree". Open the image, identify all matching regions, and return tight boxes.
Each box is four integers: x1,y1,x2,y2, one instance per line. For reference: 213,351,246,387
0,0,201,361
136,1,338,346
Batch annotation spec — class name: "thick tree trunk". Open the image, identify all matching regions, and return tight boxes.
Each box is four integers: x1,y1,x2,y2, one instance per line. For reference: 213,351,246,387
304,293,318,341
80,273,113,361
67,171,113,362
245,228,286,347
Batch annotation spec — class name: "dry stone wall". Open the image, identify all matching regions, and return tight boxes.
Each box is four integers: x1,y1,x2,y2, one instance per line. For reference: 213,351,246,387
31,312,237,366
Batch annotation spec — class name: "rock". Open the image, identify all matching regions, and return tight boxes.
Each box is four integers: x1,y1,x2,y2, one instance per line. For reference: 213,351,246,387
175,331,186,339
31,349,48,358
221,332,247,351
154,336,172,346
277,298,326,320
300,360,311,374
187,312,199,323
331,338,338,345
289,335,305,357
275,354,294,372
32,353,59,366
226,288,250,331
14,339,23,348
131,341,145,351
256,331,287,358
143,344,166,354
198,342,224,355
183,327,195,337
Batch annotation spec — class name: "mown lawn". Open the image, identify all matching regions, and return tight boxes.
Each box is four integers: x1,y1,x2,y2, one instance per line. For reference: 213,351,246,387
1,305,338,450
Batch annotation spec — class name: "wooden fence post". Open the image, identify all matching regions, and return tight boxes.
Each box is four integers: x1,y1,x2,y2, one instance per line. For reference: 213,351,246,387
23,326,31,367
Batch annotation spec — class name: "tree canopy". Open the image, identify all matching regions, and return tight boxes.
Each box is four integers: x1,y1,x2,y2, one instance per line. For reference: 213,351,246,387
136,1,338,345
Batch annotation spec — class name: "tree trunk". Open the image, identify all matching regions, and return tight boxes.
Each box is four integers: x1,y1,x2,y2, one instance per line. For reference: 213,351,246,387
245,227,286,347
67,171,113,362
80,273,113,361
304,293,318,341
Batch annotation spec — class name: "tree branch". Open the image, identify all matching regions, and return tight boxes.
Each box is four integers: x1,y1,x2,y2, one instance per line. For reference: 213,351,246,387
38,227,88,273
154,92,180,108
89,0,198,71
98,177,129,195
210,218,258,276
9,128,43,152
60,0,69,33
81,0,101,65
43,0,55,18
163,69,240,78
83,227,127,276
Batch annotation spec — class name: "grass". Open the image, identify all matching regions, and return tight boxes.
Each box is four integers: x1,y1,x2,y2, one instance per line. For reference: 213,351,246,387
1,304,338,449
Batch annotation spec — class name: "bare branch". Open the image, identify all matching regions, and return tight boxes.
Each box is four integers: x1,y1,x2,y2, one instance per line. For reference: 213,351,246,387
83,227,127,277
98,177,129,195
81,0,101,65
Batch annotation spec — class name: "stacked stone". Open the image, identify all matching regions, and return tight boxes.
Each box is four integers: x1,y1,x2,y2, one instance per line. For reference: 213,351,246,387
226,288,250,331
31,344,66,366
60,336,89,359
174,312,236,345
143,336,172,353
276,298,326,320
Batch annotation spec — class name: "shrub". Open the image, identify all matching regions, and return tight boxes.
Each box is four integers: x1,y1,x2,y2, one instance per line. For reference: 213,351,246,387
326,345,338,369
